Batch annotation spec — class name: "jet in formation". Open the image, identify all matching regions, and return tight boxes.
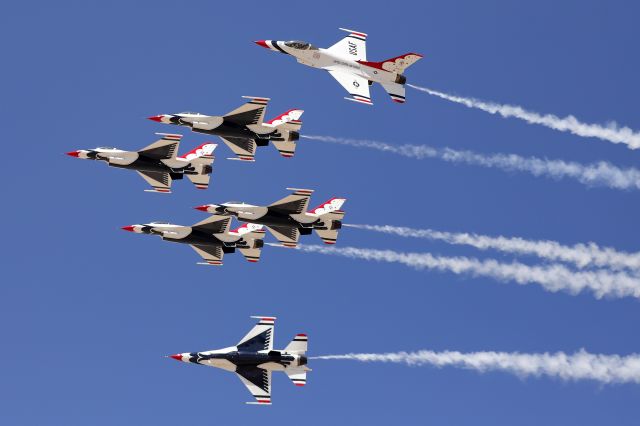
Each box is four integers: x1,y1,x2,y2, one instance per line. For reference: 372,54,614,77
66,134,216,193
195,188,346,247
121,215,265,265
169,316,309,405
255,28,422,105
148,96,303,162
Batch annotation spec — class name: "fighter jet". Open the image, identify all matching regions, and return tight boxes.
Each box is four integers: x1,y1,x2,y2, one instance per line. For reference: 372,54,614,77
66,133,216,193
168,316,309,405
148,96,303,162
255,28,423,105
195,188,346,247
121,215,265,265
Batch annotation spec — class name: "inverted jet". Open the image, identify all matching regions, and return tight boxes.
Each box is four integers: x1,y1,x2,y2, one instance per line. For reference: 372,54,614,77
66,133,216,193
195,188,346,247
255,28,422,105
168,316,309,405
148,96,303,162
121,215,265,265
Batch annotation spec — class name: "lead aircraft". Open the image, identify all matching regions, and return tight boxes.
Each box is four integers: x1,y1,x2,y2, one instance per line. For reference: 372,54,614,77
255,28,423,105
66,133,216,193
169,316,309,405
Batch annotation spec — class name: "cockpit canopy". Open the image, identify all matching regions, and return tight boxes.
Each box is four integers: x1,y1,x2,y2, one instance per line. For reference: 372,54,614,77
224,201,244,205
150,221,171,225
284,40,316,50
178,111,202,115
96,146,117,150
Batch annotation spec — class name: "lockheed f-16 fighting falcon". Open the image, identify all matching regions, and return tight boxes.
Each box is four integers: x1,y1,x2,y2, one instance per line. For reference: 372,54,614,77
168,316,309,405
195,188,346,247
148,96,303,162
254,28,422,105
66,134,216,193
121,215,265,265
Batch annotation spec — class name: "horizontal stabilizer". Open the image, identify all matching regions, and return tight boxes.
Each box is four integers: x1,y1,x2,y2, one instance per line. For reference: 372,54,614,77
380,82,406,104
285,368,308,387
284,334,308,354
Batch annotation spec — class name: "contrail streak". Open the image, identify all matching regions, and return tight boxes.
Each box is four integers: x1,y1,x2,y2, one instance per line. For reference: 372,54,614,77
281,244,640,300
301,135,640,191
312,349,640,385
408,84,640,149
345,224,640,272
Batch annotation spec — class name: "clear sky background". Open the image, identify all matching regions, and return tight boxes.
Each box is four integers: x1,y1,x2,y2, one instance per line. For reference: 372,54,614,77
2,1,639,424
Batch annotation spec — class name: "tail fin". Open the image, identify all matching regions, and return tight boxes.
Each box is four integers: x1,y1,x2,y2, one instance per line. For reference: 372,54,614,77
308,198,346,245
264,109,304,132
307,197,347,218
267,111,304,158
178,142,217,162
284,334,308,354
180,143,217,190
360,53,423,74
231,223,266,263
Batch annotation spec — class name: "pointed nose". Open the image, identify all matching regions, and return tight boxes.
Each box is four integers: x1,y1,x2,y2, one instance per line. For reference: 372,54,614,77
66,151,79,157
169,354,183,361
254,40,268,49
194,205,210,212
147,115,163,122
121,225,135,232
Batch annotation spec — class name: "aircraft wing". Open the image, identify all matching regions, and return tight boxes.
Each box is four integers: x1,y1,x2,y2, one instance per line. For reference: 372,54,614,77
219,137,257,162
235,366,272,405
137,171,172,193
224,96,270,126
191,215,232,235
266,226,300,248
268,188,313,213
138,133,181,160
328,70,372,105
327,28,367,61
237,316,275,352
190,244,224,266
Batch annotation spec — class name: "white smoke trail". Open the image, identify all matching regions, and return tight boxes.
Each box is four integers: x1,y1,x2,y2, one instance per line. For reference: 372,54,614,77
345,224,640,272
312,349,640,385
407,84,640,149
301,135,640,191
287,245,640,300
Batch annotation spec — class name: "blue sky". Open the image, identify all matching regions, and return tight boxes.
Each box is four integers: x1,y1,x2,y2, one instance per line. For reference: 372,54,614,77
2,1,639,424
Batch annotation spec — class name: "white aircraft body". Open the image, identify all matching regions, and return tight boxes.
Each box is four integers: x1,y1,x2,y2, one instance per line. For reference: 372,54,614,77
255,28,423,105
169,316,309,405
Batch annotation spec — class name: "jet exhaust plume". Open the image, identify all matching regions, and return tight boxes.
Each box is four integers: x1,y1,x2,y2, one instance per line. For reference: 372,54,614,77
345,224,640,272
301,135,640,191
407,84,640,149
312,349,640,385
281,244,640,300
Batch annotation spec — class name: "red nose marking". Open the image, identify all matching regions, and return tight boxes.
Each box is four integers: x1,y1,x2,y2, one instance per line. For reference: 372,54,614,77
170,354,182,361
147,115,163,122
121,225,135,232
66,151,79,157
194,205,209,212
254,40,268,49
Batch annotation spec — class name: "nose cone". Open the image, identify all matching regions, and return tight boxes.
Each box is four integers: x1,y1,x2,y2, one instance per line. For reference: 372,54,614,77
121,225,136,232
147,115,163,122
66,151,80,157
254,40,269,49
194,205,210,212
169,354,183,361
